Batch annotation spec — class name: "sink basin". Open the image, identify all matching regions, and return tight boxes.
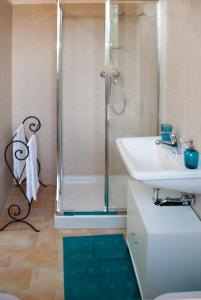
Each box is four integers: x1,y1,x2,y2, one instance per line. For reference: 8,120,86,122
116,136,201,194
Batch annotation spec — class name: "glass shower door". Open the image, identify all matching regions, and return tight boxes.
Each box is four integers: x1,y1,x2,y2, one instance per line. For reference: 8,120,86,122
106,0,159,211
59,2,106,213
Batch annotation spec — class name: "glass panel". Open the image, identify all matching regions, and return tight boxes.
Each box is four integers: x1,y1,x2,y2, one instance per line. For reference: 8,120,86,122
59,3,106,212
107,0,158,211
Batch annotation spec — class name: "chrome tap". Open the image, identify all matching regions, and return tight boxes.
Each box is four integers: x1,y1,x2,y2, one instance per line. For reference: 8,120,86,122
155,132,182,154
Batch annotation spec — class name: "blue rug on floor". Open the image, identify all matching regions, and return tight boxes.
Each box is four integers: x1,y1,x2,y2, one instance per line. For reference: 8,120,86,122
63,234,141,300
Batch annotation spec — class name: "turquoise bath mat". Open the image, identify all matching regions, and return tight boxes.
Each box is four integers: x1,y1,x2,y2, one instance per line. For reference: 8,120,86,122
63,234,141,300
64,211,117,216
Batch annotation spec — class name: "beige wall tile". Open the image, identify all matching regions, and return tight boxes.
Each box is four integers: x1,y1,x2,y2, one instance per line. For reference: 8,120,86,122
108,2,158,175
161,0,201,148
160,0,201,216
62,5,105,176
11,3,158,184
12,5,57,184
0,0,13,214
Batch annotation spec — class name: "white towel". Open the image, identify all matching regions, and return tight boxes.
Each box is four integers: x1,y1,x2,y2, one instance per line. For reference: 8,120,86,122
13,124,26,184
26,135,40,202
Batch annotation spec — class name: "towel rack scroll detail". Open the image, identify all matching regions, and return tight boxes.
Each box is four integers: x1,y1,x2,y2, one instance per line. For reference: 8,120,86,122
0,116,46,232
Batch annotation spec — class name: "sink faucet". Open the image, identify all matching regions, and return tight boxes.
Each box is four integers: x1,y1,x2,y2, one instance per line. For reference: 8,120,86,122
156,132,182,154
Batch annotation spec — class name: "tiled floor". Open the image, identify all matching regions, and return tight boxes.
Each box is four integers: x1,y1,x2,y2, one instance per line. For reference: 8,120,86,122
0,185,126,300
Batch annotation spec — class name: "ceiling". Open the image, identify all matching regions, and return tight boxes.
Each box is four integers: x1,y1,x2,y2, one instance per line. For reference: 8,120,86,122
10,0,153,4
9,0,105,3
9,0,55,3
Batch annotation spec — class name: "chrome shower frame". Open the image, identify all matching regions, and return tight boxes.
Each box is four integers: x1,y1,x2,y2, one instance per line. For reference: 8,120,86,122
56,0,63,212
56,0,111,213
104,0,111,211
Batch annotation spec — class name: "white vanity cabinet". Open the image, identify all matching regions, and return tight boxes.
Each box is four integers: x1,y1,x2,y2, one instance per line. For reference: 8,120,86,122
127,180,201,300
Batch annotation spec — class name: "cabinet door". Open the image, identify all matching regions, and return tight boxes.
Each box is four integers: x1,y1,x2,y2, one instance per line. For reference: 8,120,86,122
127,186,148,299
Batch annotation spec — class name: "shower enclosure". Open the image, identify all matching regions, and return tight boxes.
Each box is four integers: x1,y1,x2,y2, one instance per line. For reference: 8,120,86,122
55,0,159,228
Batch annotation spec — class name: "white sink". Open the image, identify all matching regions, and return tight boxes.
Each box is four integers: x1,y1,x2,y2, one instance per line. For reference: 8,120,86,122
116,136,201,194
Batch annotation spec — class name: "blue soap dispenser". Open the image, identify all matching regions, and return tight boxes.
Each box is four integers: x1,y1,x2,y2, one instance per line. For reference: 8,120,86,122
184,139,199,169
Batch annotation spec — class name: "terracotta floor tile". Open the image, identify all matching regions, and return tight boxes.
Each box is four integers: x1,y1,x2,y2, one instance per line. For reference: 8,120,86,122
0,231,37,250
28,207,51,220
54,287,64,300
0,250,11,267
15,290,55,300
0,185,126,299
11,247,58,269
30,268,62,291
36,231,60,252
9,186,25,198
0,267,32,289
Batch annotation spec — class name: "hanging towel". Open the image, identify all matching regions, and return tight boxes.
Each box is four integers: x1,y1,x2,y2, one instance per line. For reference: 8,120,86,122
13,124,26,184
26,135,40,202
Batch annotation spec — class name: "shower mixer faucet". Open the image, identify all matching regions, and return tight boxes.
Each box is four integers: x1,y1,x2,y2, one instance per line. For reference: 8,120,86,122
100,70,120,83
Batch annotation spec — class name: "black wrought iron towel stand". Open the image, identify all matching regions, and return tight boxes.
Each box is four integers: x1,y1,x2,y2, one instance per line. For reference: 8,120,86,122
0,116,47,232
